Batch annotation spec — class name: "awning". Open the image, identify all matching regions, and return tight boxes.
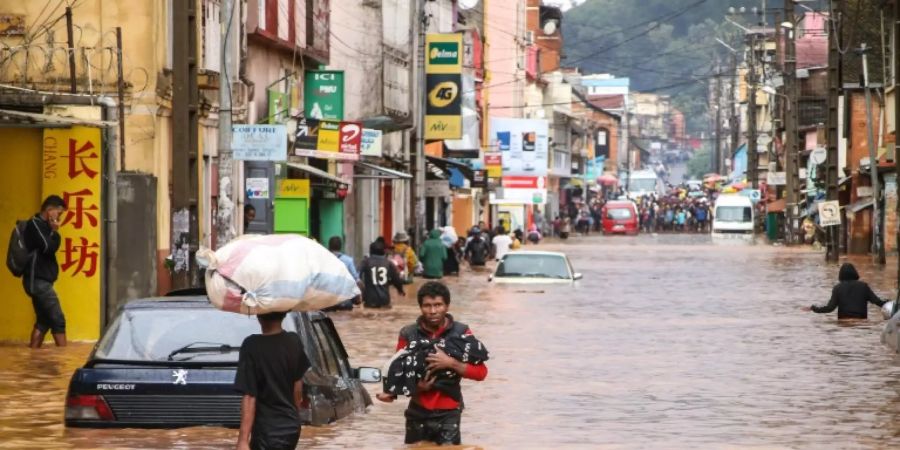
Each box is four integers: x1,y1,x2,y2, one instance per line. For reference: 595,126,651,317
353,161,412,180
0,108,116,128
286,162,349,186
426,155,475,181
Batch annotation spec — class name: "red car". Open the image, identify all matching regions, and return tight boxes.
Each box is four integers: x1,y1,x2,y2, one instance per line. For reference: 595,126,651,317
601,200,639,235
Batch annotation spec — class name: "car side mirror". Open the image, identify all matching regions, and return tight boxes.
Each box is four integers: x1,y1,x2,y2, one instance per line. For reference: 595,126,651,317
355,367,381,383
573,272,583,280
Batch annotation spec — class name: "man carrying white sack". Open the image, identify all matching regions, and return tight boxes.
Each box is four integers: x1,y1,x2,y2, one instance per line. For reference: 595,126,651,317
235,311,311,450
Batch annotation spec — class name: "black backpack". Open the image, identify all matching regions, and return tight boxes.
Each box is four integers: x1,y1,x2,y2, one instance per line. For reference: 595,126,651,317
469,239,488,264
6,220,33,278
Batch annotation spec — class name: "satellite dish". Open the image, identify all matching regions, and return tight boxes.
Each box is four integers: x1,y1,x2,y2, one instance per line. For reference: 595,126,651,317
458,0,478,10
543,20,558,35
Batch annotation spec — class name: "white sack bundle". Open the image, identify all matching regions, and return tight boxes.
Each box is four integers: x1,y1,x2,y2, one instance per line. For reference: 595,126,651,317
197,234,361,314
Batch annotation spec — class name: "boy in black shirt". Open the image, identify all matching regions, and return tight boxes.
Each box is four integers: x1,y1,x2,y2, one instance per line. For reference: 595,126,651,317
358,240,406,308
235,311,311,450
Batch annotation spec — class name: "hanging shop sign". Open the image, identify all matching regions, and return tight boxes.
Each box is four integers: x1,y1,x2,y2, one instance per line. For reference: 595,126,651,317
425,180,452,197
42,126,103,340
233,124,288,161
489,117,549,177
360,128,383,157
818,200,841,227
485,153,502,178
471,170,487,189
294,118,361,161
304,70,344,120
425,33,463,140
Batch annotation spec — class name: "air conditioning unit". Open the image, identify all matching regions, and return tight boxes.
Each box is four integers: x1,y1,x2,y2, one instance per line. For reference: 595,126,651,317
525,31,534,45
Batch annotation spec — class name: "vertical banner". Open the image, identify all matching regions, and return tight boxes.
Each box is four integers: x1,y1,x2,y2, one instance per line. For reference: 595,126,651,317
425,33,463,140
42,126,103,340
304,70,345,120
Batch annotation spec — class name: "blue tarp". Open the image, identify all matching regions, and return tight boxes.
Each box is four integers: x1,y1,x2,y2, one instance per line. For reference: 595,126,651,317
729,144,747,182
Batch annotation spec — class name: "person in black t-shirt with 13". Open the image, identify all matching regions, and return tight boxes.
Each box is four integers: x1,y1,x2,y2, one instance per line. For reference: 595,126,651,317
235,311,311,450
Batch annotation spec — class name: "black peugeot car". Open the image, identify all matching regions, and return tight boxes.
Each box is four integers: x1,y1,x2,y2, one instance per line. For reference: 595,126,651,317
64,293,380,428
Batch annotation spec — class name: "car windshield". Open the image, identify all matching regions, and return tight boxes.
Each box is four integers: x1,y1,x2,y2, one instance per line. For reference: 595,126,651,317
628,178,657,192
716,206,752,222
94,307,297,362
495,254,571,279
607,208,633,220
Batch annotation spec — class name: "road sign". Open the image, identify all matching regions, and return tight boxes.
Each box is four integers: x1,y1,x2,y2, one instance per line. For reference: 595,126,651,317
818,200,841,227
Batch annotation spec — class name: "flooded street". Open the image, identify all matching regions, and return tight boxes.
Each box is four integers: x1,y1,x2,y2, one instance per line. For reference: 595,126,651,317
2,234,900,449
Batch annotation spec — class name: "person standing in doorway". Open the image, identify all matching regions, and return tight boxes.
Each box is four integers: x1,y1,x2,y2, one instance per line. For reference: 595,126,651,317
24,195,67,348
243,204,256,234
419,229,447,280
359,240,406,308
235,311,311,450
376,282,488,446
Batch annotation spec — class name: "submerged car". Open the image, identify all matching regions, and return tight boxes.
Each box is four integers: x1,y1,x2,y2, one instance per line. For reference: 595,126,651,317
65,293,380,428
488,251,582,284
883,301,899,353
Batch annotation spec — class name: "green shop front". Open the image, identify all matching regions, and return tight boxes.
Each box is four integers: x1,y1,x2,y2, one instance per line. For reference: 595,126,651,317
276,161,349,243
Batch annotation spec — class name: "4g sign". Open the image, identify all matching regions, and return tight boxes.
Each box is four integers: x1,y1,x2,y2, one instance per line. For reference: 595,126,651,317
425,33,463,140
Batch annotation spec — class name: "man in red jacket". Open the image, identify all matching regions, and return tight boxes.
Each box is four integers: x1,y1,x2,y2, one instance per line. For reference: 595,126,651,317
376,281,488,445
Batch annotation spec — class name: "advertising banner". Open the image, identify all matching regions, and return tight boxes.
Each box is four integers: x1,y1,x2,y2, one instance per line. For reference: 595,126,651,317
42,126,103,340
489,117,549,177
425,33,463,140
304,70,344,120
294,118,361,161
233,124,287,161
485,153,502,178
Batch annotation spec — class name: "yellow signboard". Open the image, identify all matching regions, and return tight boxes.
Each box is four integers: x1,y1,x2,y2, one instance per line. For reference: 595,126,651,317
425,33,463,74
426,115,462,140
277,179,311,198
42,126,103,341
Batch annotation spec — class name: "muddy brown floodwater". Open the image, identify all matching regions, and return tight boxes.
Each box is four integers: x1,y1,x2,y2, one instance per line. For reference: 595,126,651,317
1,234,900,449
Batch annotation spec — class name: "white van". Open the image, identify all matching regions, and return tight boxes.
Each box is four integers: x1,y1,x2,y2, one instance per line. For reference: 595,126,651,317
625,170,661,199
712,194,754,235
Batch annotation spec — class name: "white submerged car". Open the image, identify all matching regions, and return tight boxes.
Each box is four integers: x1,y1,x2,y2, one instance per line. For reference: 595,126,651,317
488,251,582,284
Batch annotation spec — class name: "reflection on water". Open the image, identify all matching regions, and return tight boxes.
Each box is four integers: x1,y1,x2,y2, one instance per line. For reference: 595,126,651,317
1,234,899,448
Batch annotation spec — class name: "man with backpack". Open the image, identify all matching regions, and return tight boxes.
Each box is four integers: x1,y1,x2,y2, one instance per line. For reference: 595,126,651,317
464,230,490,268
21,195,67,348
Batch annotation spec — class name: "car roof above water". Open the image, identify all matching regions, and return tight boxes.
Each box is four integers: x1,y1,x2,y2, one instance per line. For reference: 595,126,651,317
119,297,322,319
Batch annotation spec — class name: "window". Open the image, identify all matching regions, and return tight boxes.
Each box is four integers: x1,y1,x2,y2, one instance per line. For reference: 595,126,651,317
606,208,633,220
94,308,298,362
628,178,657,192
496,254,571,279
716,206,752,223
311,320,341,377
202,0,222,73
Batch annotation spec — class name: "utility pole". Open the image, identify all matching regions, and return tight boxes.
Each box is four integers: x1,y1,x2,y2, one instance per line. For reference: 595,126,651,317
217,0,238,247
860,43,885,264
730,52,740,169
894,0,900,298
412,0,428,246
825,0,843,261
172,0,200,288
785,0,800,244
65,7,76,94
714,61,722,174
748,33,759,191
